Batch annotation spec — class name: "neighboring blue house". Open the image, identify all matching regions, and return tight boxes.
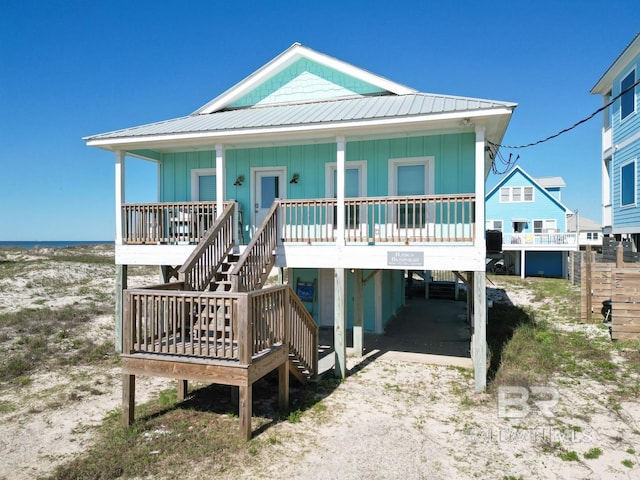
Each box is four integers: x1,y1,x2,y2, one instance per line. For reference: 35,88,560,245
486,166,578,278
592,33,640,249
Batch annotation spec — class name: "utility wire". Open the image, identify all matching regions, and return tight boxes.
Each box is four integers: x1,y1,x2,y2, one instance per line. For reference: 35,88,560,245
488,76,640,150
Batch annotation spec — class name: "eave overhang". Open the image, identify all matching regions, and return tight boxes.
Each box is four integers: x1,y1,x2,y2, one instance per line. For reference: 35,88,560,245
86,106,515,154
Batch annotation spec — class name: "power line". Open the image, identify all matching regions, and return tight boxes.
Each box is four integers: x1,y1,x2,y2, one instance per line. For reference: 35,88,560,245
488,76,640,151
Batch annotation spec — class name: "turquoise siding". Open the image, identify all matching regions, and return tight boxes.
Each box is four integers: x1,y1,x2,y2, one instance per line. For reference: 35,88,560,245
160,133,476,208
347,134,475,195
486,169,567,233
230,58,386,108
290,267,402,332
611,51,640,230
160,150,217,201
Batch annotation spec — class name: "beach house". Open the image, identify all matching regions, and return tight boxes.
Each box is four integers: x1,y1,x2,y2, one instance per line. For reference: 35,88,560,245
485,166,578,278
85,43,516,437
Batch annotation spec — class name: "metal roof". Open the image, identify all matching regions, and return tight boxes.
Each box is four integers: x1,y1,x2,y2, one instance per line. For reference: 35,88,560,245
85,93,516,142
567,214,602,232
534,176,566,188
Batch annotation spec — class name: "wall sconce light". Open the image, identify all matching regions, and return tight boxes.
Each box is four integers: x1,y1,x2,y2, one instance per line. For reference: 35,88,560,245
233,175,244,186
289,173,300,184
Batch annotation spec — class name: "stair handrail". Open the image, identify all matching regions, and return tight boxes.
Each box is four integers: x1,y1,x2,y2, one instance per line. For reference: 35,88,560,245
179,201,236,291
287,285,319,377
230,201,280,292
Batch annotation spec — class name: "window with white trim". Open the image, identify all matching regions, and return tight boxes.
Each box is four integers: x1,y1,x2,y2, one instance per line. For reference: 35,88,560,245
191,168,216,201
388,157,434,228
485,220,503,232
586,232,599,240
533,219,557,234
499,186,534,203
523,186,533,201
621,159,636,207
621,69,636,121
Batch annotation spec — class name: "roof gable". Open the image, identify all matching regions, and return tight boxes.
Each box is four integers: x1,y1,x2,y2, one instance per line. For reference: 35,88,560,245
228,58,388,108
195,43,416,114
486,166,570,213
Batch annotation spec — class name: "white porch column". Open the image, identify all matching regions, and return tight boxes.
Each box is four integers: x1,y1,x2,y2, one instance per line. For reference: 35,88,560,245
114,150,126,354
374,271,383,333
472,270,487,392
520,251,526,279
353,269,364,357
474,126,486,247
115,150,125,245
336,136,346,247
215,144,225,218
334,268,347,378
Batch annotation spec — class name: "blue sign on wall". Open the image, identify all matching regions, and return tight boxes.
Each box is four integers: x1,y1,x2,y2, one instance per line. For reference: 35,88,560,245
296,282,315,302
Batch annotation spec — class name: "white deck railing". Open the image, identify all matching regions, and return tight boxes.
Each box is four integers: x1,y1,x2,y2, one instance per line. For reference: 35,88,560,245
502,232,578,247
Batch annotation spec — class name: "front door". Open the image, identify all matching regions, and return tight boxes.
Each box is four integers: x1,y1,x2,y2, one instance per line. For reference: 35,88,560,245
253,168,285,231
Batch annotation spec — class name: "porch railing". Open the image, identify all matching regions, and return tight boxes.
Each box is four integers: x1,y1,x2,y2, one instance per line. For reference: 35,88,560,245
230,202,279,292
288,289,318,376
121,201,220,245
123,284,318,376
502,232,578,247
278,194,475,244
179,202,236,291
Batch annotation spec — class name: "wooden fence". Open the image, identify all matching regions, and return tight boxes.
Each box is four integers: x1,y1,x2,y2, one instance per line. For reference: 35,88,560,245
581,244,640,340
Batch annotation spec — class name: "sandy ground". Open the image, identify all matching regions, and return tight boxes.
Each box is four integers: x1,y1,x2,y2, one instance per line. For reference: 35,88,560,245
0,247,170,480
1,249,639,479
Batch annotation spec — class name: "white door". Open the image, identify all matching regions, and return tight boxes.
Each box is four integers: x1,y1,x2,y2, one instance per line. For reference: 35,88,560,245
253,169,285,230
319,269,335,326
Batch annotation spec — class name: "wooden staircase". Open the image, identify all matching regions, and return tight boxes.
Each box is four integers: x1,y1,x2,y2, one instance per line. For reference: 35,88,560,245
178,201,318,382
209,253,240,292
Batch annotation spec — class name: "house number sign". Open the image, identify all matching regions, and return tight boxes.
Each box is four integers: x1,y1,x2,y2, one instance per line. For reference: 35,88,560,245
387,251,424,267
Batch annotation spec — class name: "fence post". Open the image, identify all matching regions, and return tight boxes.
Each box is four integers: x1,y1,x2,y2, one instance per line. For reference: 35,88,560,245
586,245,592,322
617,243,624,268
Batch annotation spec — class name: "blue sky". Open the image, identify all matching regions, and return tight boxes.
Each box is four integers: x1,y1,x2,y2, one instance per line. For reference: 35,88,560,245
1,0,639,240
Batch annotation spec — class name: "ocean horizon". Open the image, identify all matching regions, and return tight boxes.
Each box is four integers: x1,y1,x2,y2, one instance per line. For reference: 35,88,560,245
0,240,114,249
